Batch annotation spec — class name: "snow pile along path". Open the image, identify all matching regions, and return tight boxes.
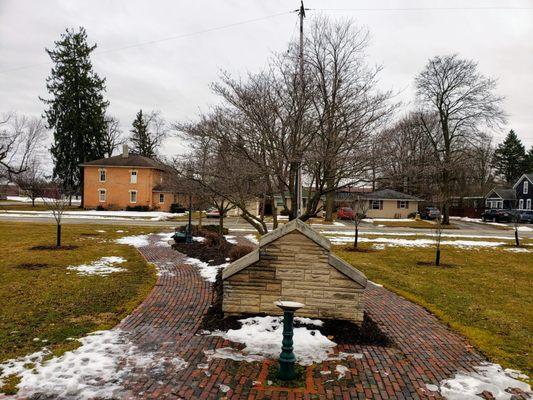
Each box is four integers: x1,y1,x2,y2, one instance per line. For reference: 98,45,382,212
115,234,150,248
67,256,127,276
439,363,531,400
209,316,361,366
0,330,188,400
184,256,229,283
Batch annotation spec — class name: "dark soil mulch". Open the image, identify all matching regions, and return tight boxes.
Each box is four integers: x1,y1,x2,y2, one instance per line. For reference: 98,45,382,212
266,363,307,388
200,271,393,347
172,241,232,265
16,263,49,270
29,245,78,251
417,261,455,268
342,246,377,253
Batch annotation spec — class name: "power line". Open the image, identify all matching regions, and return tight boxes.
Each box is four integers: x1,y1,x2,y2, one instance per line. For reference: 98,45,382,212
0,11,292,75
316,6,533,11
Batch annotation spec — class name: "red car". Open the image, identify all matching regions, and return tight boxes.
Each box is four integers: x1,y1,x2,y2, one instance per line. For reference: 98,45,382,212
337,207,355,220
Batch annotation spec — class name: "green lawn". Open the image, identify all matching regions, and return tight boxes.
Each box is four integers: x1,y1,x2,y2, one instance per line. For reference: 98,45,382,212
372,220,459,229
336,243,533,376
0,222,162,366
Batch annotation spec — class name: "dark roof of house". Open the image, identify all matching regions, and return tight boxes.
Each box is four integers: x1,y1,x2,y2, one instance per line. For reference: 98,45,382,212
80,154,166,169
487,188,516,200
363,189,423,201
512,173,533,189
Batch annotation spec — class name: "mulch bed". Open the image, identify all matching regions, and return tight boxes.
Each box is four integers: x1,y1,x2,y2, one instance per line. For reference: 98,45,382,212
172,241,231,265
16,263,49,270
29,245,78,251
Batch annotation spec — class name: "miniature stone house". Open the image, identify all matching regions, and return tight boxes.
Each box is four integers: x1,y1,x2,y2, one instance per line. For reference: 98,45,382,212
222,219,367,324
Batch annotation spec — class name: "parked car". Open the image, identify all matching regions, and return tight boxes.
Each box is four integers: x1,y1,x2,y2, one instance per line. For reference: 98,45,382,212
419,207,441,220
481,209,513,222
206,208,225,218
517,210,533,223
337,207,355,220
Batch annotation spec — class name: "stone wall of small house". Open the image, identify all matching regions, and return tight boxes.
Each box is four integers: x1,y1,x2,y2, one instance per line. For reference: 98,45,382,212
222,231,364,323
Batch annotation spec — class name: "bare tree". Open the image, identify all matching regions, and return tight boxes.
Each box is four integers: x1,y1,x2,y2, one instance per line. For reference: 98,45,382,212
415,54,505,224
0,113,47,180
434,214,443,266
42,183,72,247
14,160,47,207
102,115,123,157
351,195,370,248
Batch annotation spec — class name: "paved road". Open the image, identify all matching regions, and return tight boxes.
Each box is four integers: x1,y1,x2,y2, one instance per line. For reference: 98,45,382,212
1,212,531,239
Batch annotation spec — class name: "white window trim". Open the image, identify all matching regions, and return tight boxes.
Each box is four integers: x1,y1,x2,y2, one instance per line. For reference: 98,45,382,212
524,181,529,194
159,193,165,204
130,170,138,184
98,168,106,183
527,199,532,210
371,200,381,210
519,199,524,210
98,188,106,203
129,190,138,204
398,200,408,209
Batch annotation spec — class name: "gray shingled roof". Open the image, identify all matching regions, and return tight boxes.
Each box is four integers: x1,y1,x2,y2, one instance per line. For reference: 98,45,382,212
363,189,423,201
80,154,166,169
487,188,516,200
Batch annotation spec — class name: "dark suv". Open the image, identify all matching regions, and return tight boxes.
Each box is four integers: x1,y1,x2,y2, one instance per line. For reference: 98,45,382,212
481,209,513,222
517,210,533,223
419,207,441,220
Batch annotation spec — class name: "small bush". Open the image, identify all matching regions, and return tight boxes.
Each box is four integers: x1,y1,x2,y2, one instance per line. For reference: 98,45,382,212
203,231,221,247
228,245,254,261
202,224,229,235
96,205,106,211
125,205,150,212
170,203,186,213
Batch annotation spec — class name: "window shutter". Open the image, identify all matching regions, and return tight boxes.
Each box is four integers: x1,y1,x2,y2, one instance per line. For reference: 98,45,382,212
397,201,400,209
380,200,383,210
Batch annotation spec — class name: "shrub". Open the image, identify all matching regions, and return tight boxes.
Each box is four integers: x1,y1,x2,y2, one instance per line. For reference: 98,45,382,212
96,205,106,211
228,245,254,261
203,231,221,247
170,203,186,214
202,225,229,235
125,205,150,212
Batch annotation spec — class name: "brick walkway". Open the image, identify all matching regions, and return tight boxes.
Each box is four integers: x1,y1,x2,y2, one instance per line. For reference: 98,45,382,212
116,234,508,399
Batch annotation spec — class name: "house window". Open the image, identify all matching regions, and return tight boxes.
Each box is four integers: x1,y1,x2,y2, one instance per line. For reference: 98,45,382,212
159,193,165,203
371,200,383,210
524,181,529,194
98,189,106,202
397,200,409,209
130,170,137,184
527,199,532,210
129,190,137,203
99,169,106,182
519,199,524,209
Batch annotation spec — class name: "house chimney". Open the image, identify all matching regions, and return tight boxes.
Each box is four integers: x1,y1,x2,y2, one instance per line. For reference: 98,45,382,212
122,144,129,158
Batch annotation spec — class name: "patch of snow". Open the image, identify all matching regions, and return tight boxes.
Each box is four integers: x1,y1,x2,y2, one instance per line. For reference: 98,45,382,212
425,383,439,392
115,234,150,248
439,363,531,400
363,218,414,222
184,257,229,283
0,330,187,400
0,209,184,221
116,230,124,233
336,365,349,379
218,384,231,393
517,225,533,232
319,229,515,241
67,256,127,276
369,281,383,288
224,235,238,244
193,236,206,242
6,196,80,204
333,221,345,226
155,232,174,247
327,352,363,361
204,347,265,363
96,230,106,233
210,316,337,366
244,234,259,245
504,247,531,253
326,235,506,249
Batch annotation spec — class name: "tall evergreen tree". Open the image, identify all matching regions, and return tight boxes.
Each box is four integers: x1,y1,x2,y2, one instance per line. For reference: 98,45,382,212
492,130,526,183
129,110,165,158
42,27,108,205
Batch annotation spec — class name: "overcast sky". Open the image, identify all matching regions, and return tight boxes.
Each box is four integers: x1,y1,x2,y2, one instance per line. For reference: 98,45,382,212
1,0,532,163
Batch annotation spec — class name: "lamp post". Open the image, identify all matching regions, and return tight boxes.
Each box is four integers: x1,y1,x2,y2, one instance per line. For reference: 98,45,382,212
274,300,304,381
186,191,193,244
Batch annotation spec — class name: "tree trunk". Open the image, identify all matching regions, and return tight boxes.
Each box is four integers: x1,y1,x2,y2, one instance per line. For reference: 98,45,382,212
515,228,520,247
198,211,203,229
219,214,224,234
325,177,335,222
354,226,359,248
271,196,278,230
31,197,36,207
56,224,61,247
435,248,441,266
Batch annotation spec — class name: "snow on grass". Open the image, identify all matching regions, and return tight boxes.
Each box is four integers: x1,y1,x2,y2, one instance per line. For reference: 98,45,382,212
67,256,127,276
6,195,80,204
439,363,530,400
193,236,206,242
210,316,344,366
0,330,188,399
0,209,185,221
224,235,238,244
318,230,515,241
184,257,229,283
115,234,150,248
504,247,532,253
155,232,174,247
363,218,414,222
244,234,259,245
517,225,533,232
326,235,506,249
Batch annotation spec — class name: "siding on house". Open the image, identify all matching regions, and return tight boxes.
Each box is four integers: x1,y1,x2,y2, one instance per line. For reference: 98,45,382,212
365,199,418,219
514,174,533,210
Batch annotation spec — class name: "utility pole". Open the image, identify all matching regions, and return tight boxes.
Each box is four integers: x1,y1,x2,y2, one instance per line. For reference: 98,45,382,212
293,0,308,219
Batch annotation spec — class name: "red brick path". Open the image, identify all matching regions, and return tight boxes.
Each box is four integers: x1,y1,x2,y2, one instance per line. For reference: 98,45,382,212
116,234,500,399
